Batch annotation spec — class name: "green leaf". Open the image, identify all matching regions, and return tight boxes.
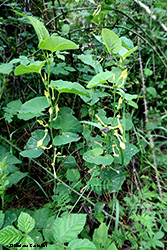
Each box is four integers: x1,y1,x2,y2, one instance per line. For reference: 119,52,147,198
39,37,79,53
60,156,77,169
19,235,34,250
0,225,22,245
52,213,87,244
49,80,90,97
14,61,45,75
68,239,96,250
52,113,83,133
28,230,43,245
18,96,50,120
20,129,50,159
18,212,35,234
7,171,28,188
33,208,50,229
3,99,22,123
43,216,55,242
101,168,125,193
83,148,113,165
126,100,138,109
0,211,4,229
3,211,17,228
0,63,13,74
147,87,157,97
124,93,138,101
106,242,118,250
28,16,50,42
62,24,70,35
115,143,138,165
87,71,113,88
93,223,108,245
53,132,80,146
102,28,122,54
78,54,103,73
66,169,80,182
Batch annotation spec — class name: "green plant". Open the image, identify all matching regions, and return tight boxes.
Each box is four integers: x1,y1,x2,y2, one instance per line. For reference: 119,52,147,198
0,158,9,211
0,211,118,250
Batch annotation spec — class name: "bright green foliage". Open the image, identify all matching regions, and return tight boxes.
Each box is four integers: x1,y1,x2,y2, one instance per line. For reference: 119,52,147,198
49,80,90,97
52,213,87,243
14,61,45,75
18,212,35,234
0,225,22,245
39,37,79,53
68,239,97,250
27,16,50,42
0,63,13,74
19,235,35,250
102,29,122,54
17,96,50,120
20,130,50,158
93,223,118,250
87,71,113,88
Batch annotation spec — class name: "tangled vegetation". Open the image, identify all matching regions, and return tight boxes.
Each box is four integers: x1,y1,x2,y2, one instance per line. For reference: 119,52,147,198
0,0,167,249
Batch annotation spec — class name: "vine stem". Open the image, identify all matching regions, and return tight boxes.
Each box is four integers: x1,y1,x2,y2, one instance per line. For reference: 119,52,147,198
138,44,163,199
0,135,131,231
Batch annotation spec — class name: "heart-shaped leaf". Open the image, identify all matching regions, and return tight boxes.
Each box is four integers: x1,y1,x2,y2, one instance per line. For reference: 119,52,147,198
87,71,113,88
14,61,45,75
83,148,113,166
49,80,90,97
18,96,50,120
53,132,80,146
39,37,79,53
20,130,50,158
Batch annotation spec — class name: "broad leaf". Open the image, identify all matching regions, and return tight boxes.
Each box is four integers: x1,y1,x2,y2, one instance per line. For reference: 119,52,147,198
19,235,34,250
28,16,50,42
87,71,113,88
68,239,96,250
119,46,138,59
53,132,80,146
18,96,50,120
7,171,28,188
93,223,108,245
33,208,50,229
20,130,50,159
0,63,13,74
114,143,139,165
66,169,80,182
102,28,122,54
52,214,87,243
49,80,90,97
18,212,35,234
39,37,79,53
52,113,82,133
0,225,22,245
14,61,45,75
101,168,125,193
3,99,22,123
83,148,113,166
78,54,103,73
